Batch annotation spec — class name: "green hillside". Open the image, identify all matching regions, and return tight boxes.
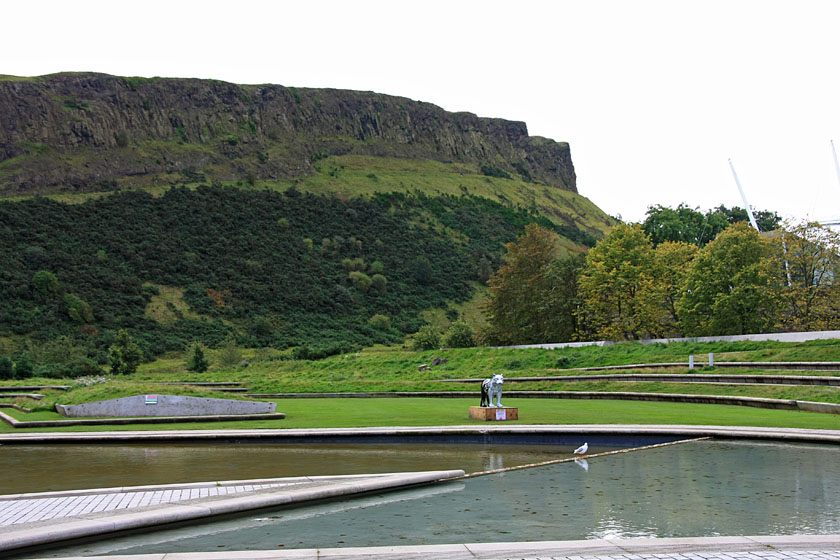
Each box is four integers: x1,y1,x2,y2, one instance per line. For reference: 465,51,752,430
0,184,603,369
0,73,618,375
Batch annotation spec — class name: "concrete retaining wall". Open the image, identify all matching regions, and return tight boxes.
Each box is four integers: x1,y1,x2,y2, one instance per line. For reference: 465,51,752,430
501,329,840,350
55,394,276,418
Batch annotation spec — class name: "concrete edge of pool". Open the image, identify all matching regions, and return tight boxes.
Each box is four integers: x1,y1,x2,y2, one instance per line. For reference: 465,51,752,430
2,424,840,444
18,535,840,560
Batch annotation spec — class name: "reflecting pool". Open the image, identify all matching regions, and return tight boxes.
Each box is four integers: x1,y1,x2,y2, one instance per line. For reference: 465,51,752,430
0,442,588,494
35,440,840,557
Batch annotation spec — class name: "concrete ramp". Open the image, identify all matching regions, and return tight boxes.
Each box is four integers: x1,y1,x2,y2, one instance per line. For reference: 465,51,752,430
55,394,276,417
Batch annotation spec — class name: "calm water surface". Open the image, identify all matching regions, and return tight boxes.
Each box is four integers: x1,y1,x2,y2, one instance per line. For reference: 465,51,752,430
33,440,840,557
1,442,582,494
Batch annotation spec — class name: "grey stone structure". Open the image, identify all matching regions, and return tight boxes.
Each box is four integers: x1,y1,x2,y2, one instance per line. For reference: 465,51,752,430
55,394,276,418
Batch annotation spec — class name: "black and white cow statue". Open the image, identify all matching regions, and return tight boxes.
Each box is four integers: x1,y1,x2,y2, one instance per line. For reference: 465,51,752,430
480,374,504,408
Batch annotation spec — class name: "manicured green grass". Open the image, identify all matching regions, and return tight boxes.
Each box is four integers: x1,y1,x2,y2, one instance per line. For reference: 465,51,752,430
3,398,840,433
3,340,840,433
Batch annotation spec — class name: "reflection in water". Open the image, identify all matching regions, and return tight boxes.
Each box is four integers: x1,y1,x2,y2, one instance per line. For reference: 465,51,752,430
39,440,840,557
574,458,589,471
0,443,581,495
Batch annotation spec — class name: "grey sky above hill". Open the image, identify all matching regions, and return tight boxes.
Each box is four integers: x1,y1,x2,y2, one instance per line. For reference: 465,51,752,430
5,0,839,223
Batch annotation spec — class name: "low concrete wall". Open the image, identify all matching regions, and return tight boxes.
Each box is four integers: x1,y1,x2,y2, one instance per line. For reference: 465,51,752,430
501,329,840,350
55,394,276,418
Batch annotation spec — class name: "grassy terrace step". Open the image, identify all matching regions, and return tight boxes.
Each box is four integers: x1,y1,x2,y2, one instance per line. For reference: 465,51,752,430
440,374,840,386
3,399,840,433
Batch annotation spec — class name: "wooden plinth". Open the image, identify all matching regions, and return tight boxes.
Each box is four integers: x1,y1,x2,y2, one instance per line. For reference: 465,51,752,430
469,406,518,421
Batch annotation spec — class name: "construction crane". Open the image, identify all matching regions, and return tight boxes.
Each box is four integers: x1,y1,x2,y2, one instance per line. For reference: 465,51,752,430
729,158,793,286
728,158,761,231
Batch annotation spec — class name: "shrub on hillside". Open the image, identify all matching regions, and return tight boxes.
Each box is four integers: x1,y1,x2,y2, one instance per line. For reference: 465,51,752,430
368,314,391,330
14,355,34,379
0,357,12,380
412,325,441,351
186,343,210,373
217,335,243,367
443,321,475,348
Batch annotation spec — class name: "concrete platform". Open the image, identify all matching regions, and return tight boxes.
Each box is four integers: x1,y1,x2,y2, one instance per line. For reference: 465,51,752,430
0,471,464,555
2,424,840,445
18,535,840,559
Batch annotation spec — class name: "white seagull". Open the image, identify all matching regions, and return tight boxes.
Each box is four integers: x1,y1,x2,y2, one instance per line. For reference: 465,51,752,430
573,442,589,456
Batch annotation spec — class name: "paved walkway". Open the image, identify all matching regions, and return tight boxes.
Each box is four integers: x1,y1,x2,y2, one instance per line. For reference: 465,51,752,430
0,481,295,526
19,537,840,559
0,471,466,556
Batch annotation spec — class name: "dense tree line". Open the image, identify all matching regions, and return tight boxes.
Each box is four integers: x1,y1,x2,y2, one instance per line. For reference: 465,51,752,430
482,216,840,345
0,186,593,374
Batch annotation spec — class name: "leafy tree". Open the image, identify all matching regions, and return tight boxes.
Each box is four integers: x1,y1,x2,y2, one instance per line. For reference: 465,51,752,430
677,223,783,336
32,270,59,299
368,314,391,330
635,241,698,338
412,325,441,351
539,251,587,343
643,204,781,247
642,204,711,246
13,355,34,379
108,329,142,375
713,205,781,232
35,336,86,366
413,257,433,286
216,335,243,367
64,293,94,323
773,221,840,331
443,320,475,348
481,224,561,345
348,271,372,292
370,273,387,294
0,357,12,380
186,342,210,373
578,223,655,340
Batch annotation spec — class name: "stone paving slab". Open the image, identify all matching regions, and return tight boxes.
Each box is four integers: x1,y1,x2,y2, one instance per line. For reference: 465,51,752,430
0,482,295,526
0,471,465,555
19,536,840,559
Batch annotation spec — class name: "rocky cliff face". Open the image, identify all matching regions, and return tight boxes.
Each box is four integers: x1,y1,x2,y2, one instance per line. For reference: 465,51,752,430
0,73,576,195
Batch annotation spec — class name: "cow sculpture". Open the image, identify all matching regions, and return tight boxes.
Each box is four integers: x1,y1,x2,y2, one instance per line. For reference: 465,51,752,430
480,374,504,408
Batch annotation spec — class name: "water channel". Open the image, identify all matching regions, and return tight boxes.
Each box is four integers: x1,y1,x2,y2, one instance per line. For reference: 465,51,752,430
13,439,840,557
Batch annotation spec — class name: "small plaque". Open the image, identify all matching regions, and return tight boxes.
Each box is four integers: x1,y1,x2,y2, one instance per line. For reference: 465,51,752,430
495,409,506,420
144,395,158,405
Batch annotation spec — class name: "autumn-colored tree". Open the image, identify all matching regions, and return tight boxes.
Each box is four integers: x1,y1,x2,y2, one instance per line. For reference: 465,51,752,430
677,223,783,336
578,223,655,340
480,224,561,345
635,241,698,337
773,221,840,331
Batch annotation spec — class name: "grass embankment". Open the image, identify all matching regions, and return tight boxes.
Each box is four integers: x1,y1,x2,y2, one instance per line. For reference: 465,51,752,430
2,339,840,432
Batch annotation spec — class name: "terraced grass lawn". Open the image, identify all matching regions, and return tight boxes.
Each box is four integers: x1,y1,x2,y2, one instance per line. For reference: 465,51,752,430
3,398,840,433
3,339,840,434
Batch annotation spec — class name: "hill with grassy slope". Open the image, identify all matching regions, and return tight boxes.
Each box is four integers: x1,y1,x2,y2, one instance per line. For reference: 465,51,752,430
0,73,615,371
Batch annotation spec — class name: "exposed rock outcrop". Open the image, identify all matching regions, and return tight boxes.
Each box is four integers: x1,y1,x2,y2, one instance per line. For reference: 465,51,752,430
0,73,576,194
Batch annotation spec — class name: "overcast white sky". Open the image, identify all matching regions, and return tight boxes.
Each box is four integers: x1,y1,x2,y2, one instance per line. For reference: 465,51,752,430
4,0,840,223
